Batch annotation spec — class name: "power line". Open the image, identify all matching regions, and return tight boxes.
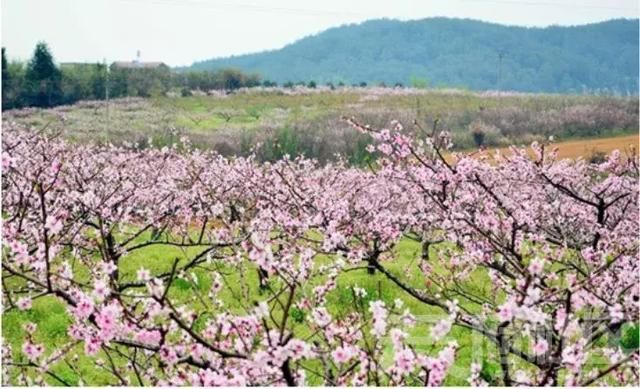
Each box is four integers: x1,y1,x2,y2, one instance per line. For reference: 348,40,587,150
119,0,639,13
115,0,371,17
461,0,638,11
113,0,638,23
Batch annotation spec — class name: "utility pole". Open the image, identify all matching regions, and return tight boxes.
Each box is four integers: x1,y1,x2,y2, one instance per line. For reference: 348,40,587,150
104,58,110,122
496,50,505,91
496,50,504,91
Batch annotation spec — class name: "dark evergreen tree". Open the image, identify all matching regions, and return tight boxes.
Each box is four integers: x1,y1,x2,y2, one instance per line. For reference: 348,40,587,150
24,42,62,107
2,47,10,110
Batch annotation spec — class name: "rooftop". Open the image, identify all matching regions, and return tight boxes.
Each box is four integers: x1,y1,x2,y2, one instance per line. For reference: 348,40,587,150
111,61,168,69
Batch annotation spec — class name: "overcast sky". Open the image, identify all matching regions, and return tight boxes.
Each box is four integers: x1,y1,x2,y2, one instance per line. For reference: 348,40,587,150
2,0,638,66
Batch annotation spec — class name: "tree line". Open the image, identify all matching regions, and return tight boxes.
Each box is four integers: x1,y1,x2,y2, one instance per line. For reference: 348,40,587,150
1,42,266,110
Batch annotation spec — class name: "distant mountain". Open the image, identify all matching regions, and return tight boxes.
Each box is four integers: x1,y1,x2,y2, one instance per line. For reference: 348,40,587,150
190,18,639,94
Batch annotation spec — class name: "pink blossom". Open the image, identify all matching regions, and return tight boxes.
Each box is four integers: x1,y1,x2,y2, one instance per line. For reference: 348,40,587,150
23,322,37,334
101,261,117,275
554,309,567,332
609,304,624,323
369,301,388,338
93,279,110,300
331,345,357,364
210,272,222,294
136,267,151,282
287,339,313,361
159,346,179,365
147,278,164,298
135,330,162,346
393,348,416,375
311,307,331,327
254,301,270,318
528,257,545,276
532,339,549,355
2,151,15,169
377,143,393,156
401,309,416,327
95,303,121,342
497,300,517,322
431,318,452,341
44,216,64,235
514,370,531,385
84,336,102,356
467,362,488,386
390,328,407,349
72,296,95,320
16,297,32,311
22,342,44,361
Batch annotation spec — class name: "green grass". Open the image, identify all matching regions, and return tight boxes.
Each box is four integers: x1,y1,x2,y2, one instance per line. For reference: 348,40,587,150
5,233,636,385
2,235,499,385
0,231,522,386
5,228,637,385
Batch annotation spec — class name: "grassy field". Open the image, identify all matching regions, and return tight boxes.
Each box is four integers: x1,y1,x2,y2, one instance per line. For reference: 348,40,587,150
3,88,637,164
3,236,499,386
6,230,628,385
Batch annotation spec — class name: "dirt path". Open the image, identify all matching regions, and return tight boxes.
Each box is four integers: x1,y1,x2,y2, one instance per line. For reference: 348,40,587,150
539,134,638,159
453,134,639,161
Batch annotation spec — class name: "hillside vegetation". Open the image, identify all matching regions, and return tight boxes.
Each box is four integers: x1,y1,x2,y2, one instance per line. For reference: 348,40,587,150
4,87,637,164
191,18,639,94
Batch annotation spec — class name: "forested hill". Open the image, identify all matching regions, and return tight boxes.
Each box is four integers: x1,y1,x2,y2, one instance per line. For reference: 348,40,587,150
190,18,639,94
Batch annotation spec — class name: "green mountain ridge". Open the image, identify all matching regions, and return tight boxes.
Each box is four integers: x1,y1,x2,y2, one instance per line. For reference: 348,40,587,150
190,17,639,94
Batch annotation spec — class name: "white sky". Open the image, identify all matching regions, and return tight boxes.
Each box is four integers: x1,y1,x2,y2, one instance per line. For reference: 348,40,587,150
2,0,638,66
